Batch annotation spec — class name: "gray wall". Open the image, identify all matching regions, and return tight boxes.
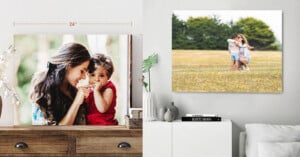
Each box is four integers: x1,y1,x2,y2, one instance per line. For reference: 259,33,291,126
143,0,300,156
132,35,143,108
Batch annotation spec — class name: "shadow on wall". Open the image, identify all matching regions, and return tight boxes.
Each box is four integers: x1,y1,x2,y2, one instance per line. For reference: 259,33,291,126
232,121,243,157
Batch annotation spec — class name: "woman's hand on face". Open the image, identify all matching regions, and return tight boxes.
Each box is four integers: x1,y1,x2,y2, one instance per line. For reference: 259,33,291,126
74,86,90,105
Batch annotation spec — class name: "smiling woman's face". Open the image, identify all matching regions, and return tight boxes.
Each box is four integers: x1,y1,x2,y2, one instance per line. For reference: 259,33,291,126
65,60,90,87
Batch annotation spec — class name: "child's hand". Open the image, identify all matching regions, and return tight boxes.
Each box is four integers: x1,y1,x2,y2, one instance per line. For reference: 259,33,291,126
234,40,239,45
94,81,107,91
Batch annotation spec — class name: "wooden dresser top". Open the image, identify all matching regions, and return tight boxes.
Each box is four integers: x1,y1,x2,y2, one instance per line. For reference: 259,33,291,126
0,125,142,137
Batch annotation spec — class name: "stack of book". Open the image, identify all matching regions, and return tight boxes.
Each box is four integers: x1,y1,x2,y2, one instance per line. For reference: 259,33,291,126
125,115,142,129
181,114,222,121
125,108,143,129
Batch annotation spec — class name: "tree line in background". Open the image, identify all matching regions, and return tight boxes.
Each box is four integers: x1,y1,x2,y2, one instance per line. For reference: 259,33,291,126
172,14,281,50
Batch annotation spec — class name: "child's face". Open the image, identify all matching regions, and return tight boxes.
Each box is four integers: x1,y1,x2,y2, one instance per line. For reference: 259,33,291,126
88,65,109,86
235,35,242,41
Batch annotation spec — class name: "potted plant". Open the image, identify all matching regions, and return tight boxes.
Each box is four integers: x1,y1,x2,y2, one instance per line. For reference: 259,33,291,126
142,53,158,121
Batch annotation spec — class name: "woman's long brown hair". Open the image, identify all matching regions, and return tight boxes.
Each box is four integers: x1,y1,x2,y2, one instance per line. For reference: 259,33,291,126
30,42,90,124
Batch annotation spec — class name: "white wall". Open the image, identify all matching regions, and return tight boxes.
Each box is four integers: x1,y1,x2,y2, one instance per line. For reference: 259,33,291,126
1,0,300,156
143,0,300,156
0,0,143,125
0,0,143,49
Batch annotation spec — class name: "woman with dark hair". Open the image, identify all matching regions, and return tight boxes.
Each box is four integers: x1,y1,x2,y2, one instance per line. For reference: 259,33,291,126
238,34,254,71
30,42,91,125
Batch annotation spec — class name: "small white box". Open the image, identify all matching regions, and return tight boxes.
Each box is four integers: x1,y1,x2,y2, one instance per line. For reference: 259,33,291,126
129,108,143,119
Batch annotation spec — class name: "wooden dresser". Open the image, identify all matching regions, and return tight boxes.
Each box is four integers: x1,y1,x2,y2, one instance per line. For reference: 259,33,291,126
0,126,142,157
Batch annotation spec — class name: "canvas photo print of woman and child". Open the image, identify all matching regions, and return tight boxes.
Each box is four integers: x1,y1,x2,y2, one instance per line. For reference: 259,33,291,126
172,10,282,93
14,34,130,125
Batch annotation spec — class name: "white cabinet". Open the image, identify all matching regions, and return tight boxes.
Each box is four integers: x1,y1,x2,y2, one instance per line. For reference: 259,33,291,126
143,121,172,157
144,120,232,157
173,120,232,157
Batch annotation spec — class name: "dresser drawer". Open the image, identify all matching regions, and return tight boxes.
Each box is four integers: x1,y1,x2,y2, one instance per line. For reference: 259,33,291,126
0,136,73,155
76,137,142,154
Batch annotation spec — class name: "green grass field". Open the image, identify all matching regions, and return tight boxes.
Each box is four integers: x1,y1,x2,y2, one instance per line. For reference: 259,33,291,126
172,50,282,93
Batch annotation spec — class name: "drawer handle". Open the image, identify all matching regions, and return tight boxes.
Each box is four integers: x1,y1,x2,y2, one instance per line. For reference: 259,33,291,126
117,142,131,149
15,142,28,149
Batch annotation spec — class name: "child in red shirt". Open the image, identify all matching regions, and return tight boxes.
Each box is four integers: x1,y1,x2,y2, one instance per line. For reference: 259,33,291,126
85,53,118,125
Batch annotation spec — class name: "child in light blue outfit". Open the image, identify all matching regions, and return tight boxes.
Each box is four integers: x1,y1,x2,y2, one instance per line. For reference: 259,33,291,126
227,34,242,70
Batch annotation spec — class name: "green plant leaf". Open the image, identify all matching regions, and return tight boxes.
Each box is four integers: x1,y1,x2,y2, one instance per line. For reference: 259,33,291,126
143,53,158,73
142,53,158,92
